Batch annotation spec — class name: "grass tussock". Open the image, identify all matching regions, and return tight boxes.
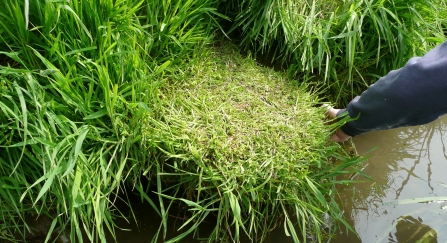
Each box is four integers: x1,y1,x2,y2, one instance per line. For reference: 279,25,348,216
146,43,364,242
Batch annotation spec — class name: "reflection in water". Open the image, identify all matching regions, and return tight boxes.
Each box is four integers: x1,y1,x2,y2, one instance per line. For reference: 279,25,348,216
331,115,447,243
390,216,437,243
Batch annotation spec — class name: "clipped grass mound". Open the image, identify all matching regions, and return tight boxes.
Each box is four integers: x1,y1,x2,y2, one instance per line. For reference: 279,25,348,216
146,43,363,242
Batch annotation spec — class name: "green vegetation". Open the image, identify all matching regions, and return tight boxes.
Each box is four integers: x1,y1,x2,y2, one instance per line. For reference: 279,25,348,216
0,0,443,242
0,0,222,242
147,44,362,242
222,0,447,104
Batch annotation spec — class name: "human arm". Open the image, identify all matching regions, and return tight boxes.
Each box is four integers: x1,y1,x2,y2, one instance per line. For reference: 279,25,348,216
330,41,447,141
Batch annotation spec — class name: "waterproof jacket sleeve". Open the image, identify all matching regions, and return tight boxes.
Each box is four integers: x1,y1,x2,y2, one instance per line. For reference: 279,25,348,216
337,41,447,137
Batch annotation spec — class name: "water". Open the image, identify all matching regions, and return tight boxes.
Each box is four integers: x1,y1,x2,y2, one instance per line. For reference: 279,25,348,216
330,115,447,243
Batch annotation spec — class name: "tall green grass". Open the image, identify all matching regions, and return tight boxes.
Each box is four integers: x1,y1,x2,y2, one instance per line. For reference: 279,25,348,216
221,0,447,104
0,0,221,242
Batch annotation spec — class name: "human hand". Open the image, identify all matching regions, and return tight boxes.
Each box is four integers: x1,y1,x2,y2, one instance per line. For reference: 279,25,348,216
325,105,351,142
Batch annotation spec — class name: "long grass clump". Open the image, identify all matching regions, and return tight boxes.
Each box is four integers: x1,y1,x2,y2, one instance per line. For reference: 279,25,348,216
145,43,365,242
0,0,221,242
221,0,447,104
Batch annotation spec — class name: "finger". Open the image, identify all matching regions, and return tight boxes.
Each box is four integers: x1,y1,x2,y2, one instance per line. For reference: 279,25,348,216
331,129,351,142
326,108,340,119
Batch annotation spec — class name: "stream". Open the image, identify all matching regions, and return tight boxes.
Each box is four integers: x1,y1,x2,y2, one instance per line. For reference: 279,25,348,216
330,115,447,243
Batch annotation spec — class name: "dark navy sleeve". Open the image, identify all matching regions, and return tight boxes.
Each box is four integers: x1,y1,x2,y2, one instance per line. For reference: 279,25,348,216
337,41,447,137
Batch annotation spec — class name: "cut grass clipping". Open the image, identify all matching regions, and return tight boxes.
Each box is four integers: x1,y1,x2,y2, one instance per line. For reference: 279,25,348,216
146,44,364,242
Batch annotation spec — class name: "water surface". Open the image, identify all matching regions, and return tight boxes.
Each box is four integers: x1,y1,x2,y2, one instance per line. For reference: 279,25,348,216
330,115,447,243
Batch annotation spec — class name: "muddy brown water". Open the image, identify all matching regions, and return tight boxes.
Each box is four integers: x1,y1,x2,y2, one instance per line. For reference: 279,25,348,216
26,116,447,242
330,115,447,243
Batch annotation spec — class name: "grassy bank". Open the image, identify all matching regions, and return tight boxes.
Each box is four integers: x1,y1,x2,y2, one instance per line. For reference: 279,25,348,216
2,0,437,242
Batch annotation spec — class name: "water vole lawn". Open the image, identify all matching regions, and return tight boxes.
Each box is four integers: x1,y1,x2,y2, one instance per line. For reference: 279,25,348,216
144,42,362,242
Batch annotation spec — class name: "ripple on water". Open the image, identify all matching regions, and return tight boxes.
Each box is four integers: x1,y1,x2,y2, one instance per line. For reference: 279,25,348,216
331,115,447,243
